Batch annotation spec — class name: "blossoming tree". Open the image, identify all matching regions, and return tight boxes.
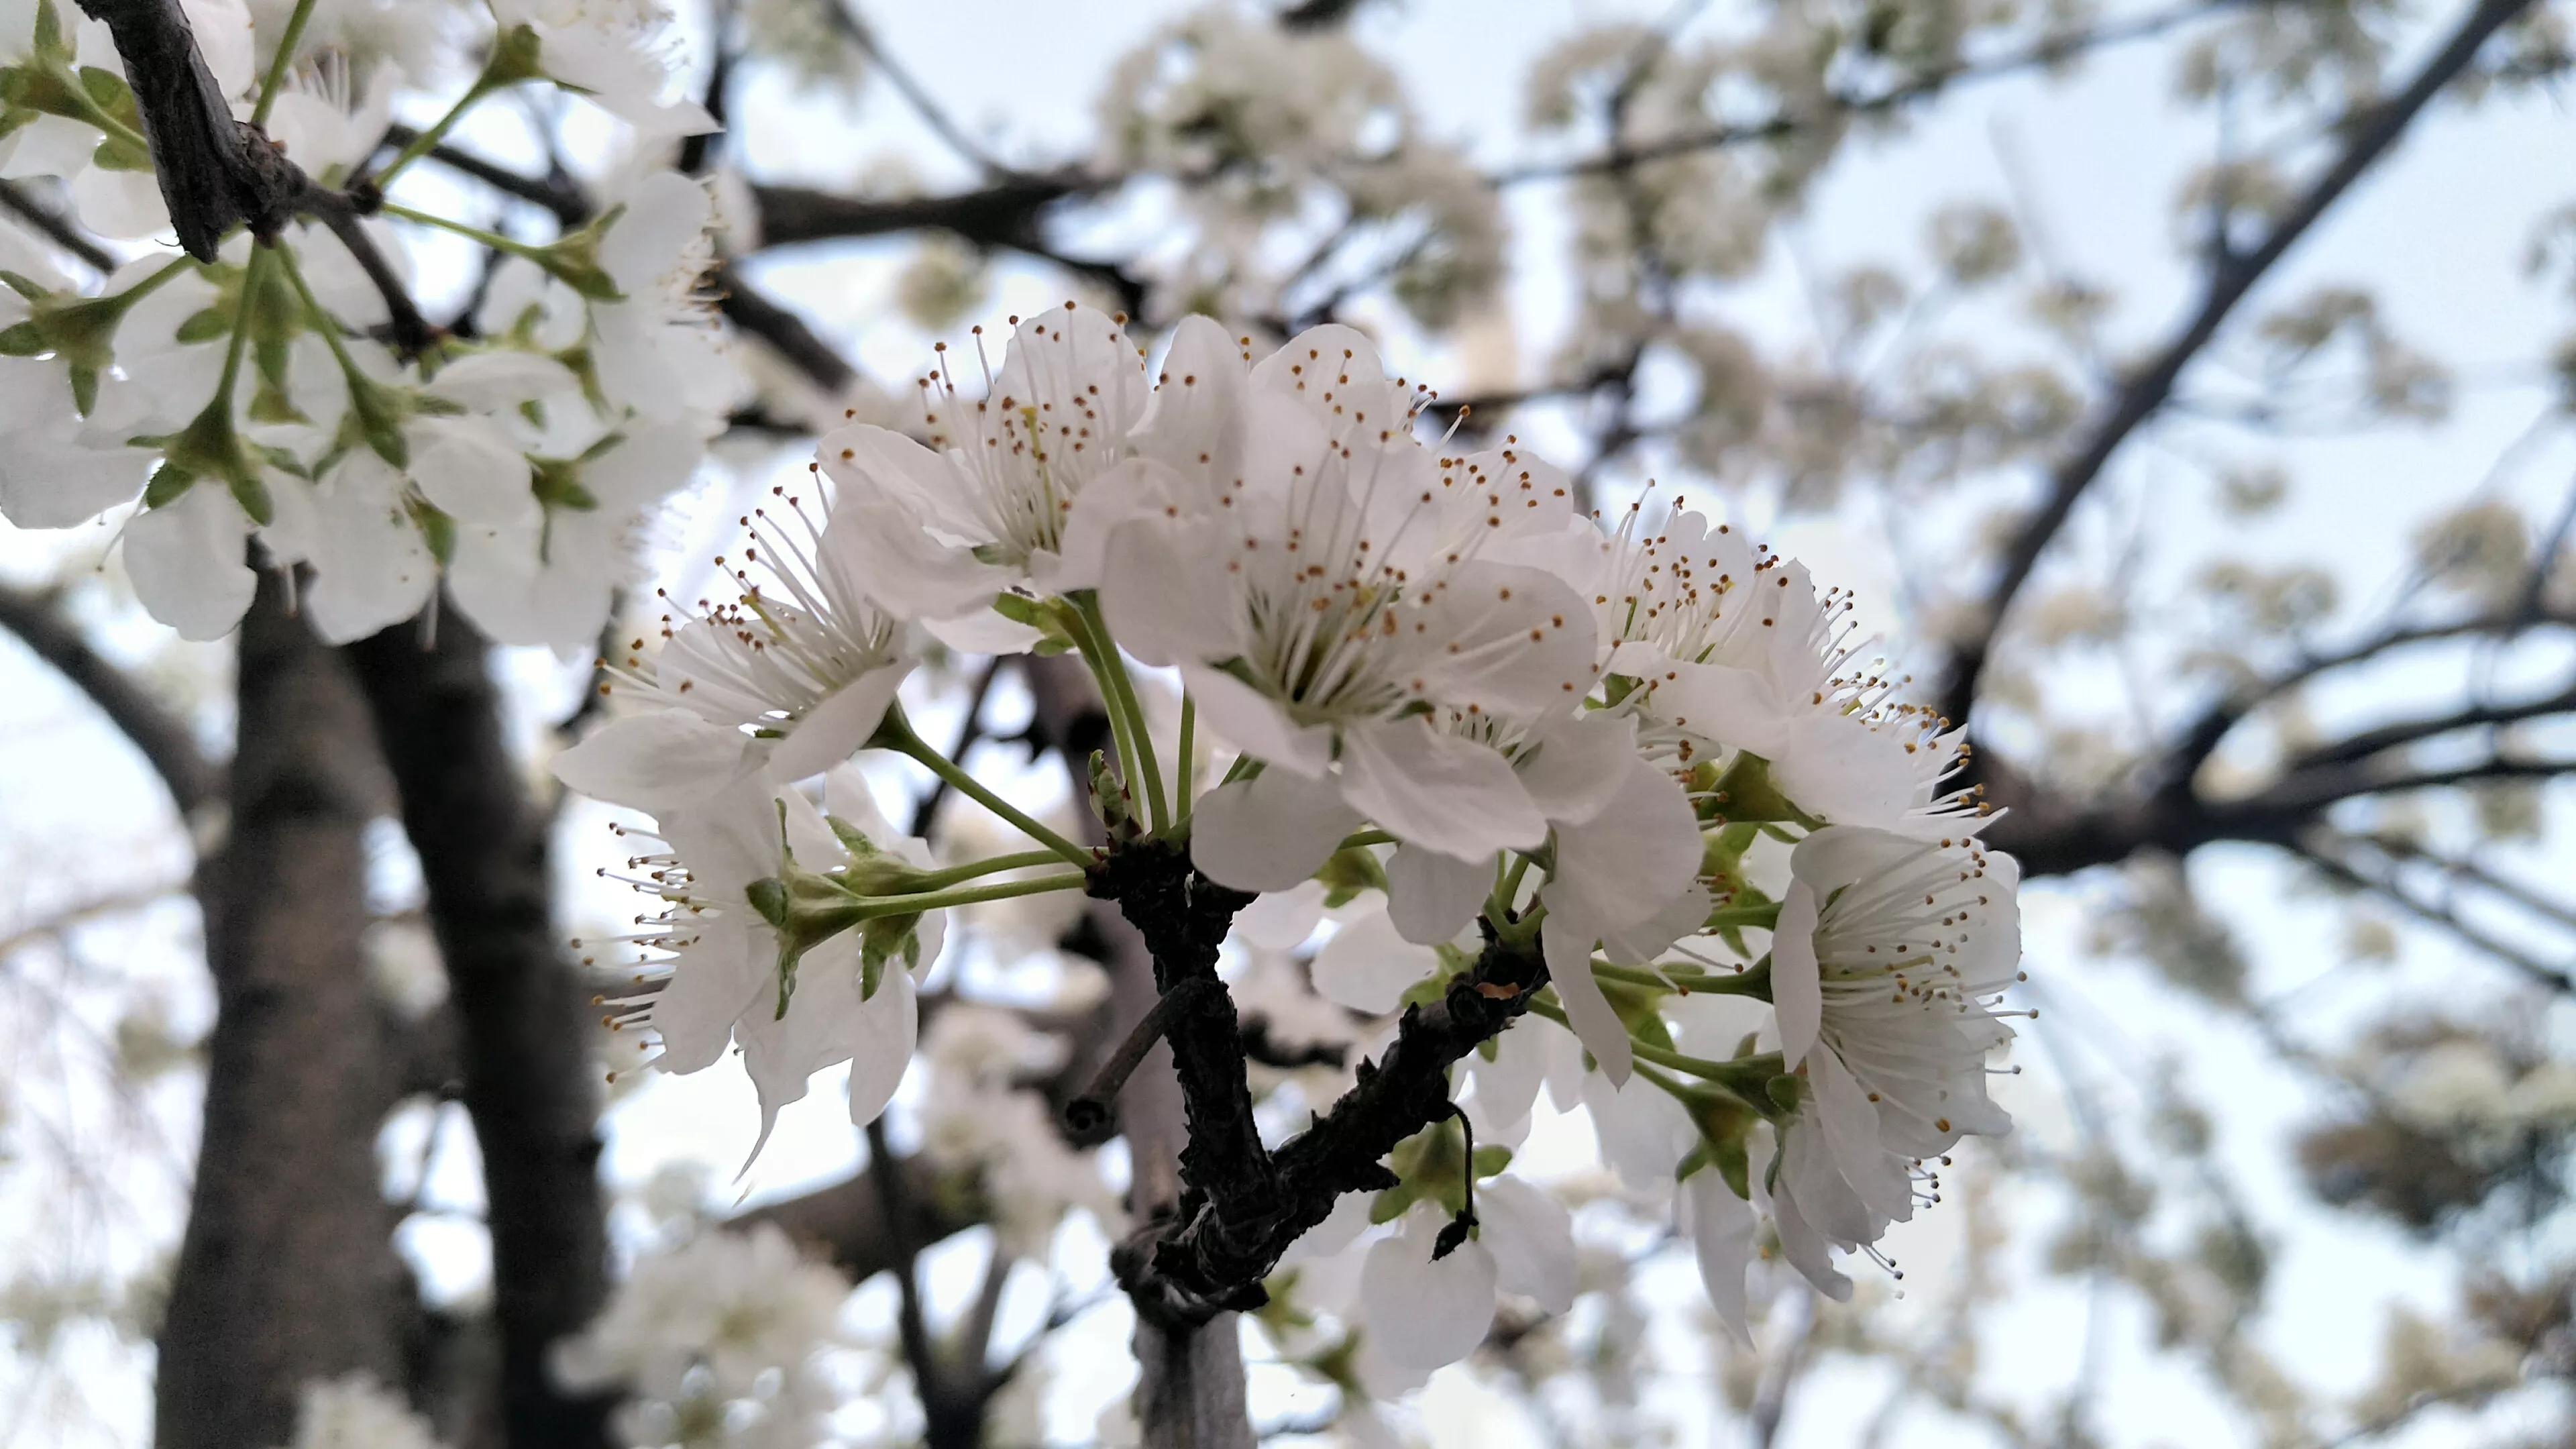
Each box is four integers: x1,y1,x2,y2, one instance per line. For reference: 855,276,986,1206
0,1,2570,1447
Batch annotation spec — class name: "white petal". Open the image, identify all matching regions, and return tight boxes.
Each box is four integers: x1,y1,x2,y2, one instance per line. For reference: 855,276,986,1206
1459,1022,1546,1143
924,605,1043,655
1771,878,1821,1069
1179,663,1332,777
1546,755,1700,932
1312,904,1440,1015
1541,911,1631,1086
1236,879,1326,951
1191,769,1360,893
768,661,912,783
1360,1208,1497,1371
1683,1170,1756,1344
1513,708,1637,826
411,416,535,526
123,482,254,640
303,455,436,645
1383,844,1490,945
845,963,918,1128
1341,719,1546,862
1479,1176,1576,1314
1582,1063,1695,1196
1098,511,1243,667
552,710,756,813
1134,317,1248,468
647,915,764,1074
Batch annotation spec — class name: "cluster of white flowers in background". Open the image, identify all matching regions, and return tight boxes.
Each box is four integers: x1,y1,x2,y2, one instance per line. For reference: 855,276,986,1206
0,0,739,647
552,302,2030,1367
555,1224,861,1448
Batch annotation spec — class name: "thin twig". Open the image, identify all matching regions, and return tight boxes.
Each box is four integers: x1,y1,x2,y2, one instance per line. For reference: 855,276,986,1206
1063,977,1216,1142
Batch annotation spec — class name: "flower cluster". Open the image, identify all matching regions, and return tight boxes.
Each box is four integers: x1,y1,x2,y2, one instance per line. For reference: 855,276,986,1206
551,303,2025,1364
0,0,736,647
553,1224,857,1448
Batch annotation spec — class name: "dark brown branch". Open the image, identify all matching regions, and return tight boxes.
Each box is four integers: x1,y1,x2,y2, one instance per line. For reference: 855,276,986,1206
716,261,858,392
866,1117,953,1444
2279,680,2576,775
1065,977,1217,1142
1935,0,2538,729
0,177,117,271
823,2,1016,179
1122,922,1548,1326
750,173,1094,250
75,0,430,349
346,611,612,1449
2294,835,2575,993
731,1155,982,1281
0,583,219,818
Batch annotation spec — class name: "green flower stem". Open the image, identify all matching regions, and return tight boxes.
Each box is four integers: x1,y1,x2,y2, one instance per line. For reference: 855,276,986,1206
1336,828,1395,851
378,201,532,258
905,849,1069,892
1703,902,1784,933
1489,851,1534,921
877,708,1094,869
1589,960,1771,997
847,870,1090,920
214,244,274,406
1524,995,1782,1102
372,77,506,190
272,244,358,372
248,0,320,129
1175,692,1196,806
1055,602,1146,820
1072,593,1169,833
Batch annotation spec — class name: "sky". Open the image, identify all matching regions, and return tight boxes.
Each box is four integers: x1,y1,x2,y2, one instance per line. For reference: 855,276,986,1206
1,0,2573,1446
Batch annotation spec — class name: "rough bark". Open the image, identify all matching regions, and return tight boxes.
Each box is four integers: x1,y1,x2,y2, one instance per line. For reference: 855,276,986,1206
345,612,612,1449
155,572,407,1448
1024,658,1255,1449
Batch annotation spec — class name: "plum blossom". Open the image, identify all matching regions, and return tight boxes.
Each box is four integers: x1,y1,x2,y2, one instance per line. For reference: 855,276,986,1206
1099,321,1597,891
574,764,941,1155
816,301,1150,639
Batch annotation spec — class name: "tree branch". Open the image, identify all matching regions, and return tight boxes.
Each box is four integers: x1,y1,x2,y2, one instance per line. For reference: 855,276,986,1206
0,177,117,270
1935,0,2538,728
0,582,219,818
345,611,612,1449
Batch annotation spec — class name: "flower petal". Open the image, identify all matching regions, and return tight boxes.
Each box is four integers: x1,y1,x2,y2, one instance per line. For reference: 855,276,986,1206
1341,718,1546,862
1191,769,1361,892
1480,1176,1576,1314
1383,843,1490,945
1542,910,1632,1086
1312,904,1440,1015
769,661,913,783
1360,1207,1497,1372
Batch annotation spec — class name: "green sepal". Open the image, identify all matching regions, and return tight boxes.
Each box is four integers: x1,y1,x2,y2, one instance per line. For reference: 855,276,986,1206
173,307,230,343
529,454,600,512
408,497,457,565
1316,845,1385,908
226,469,274,527
142,462,195,508
0,269,46,301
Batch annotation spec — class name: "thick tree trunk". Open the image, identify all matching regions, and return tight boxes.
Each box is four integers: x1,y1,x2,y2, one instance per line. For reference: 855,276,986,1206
156,572,408,1448
346,612,613,1449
